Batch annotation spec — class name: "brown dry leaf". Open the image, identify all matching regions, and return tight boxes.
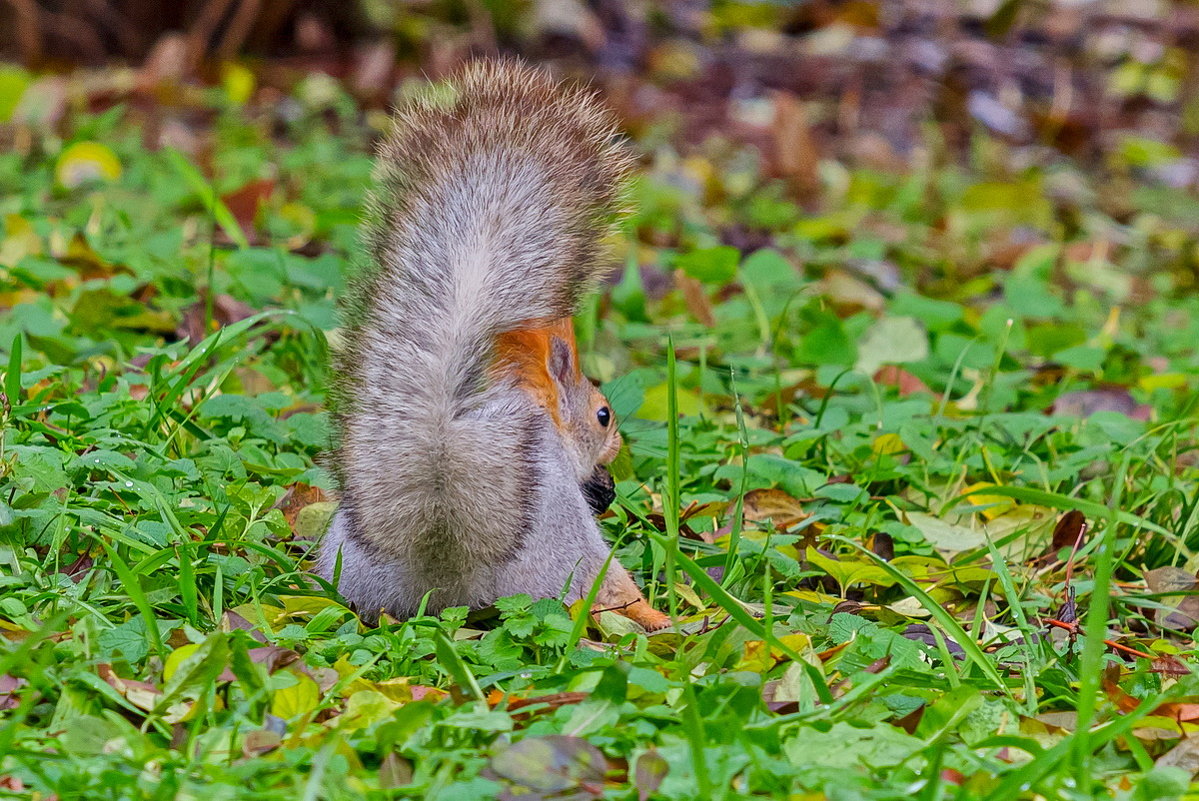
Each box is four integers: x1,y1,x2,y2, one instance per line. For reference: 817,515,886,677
1152,657,1190,677
644,499,722,542
97,663,163,712
221,178,275,238
1105,668,1199,721
56,232,118,281
221,610,269,643
1064,240,1107,263
772,92,820,199
408,685,447,703
60,553,94,582
673,269,715,327
1157,737,1199,775
1052,389,1151,421
250,646,301,673
1036,711,1077,731
1144,567,1199,632
175,293,257,344
742,489,807,529
242,729,282,757
0,675,26,710
1041,509,1087,561
1154,703,1199,723
821,269,885,314
274,483,329,531
873,365,932,397
380,752,414,789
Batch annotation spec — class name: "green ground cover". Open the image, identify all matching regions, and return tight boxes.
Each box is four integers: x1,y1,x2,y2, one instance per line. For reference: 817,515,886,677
2,69,1199,800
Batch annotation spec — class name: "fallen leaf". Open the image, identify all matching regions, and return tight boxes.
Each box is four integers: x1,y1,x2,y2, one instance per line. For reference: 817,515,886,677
242,729,281,757
1157,738,1199,775
506,691,589,715
904,511,987,554
273,483,330,533
175,293,257,344
55,142,122,188
1144,567,1199,631
743,488,806,528
270,669,321,719
221,178,275,238
674,269,716,326
874,365,932,396
488,735,608,799
97,663,163,712
1052,389,1150,421
379,751,414,789
0,674,26,709
772,91,820,199
1045,509,1088,559
634,749,668,801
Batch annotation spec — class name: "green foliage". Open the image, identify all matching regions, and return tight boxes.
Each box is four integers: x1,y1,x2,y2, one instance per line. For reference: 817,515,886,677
2,64,1199,801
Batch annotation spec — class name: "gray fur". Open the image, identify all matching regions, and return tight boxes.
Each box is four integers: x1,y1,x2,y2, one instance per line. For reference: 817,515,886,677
319,60,633,618
317,414,615,616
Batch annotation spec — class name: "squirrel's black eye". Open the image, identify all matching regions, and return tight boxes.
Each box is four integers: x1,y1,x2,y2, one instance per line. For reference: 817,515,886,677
596,406,611,427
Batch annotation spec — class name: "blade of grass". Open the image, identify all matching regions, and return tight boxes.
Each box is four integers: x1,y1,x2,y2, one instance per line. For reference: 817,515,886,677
434,630,485,703
97,537,165,661
163,147,249,249
680,682,715,798
828,534,1009,695
556,543,623,673
5,333,22,403
722,370,750,587
645,526,833,705
950,484,1171,538
1071,451,1129,776
662,335,681,623
980,530,1040,713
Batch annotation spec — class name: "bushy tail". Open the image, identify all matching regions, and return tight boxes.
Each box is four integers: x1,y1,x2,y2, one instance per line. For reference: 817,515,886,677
330,60,631,582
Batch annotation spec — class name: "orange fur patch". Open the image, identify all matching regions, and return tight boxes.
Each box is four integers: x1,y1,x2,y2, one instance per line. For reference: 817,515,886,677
492,319,579,424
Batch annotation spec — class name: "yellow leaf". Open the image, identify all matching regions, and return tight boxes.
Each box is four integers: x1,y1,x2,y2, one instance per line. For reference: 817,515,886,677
229,603,286,630
280,595,346,619
345,676,413,704
738,640,771,672
673,582,704,610
270,669,321,719
774,633,811,656
339,689,400,731
220,62,255,105
1139,373,1188,392
56,142,122,188
331,654,359,681
639,382,701,421
0,214,42,268
162,643,200,684
959,482,1014,520
872,433,905,455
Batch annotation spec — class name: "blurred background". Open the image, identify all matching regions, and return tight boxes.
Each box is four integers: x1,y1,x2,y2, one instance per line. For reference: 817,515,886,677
4,0,1199,180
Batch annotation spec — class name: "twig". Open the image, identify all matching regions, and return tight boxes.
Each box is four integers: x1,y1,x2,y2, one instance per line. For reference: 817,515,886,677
1044,618,1154,660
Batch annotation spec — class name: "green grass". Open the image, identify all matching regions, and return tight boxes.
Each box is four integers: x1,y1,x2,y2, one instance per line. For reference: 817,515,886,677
2,67,1199,800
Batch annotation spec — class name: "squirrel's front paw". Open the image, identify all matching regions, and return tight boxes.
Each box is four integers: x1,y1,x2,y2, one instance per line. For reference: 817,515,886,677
616,599,672,632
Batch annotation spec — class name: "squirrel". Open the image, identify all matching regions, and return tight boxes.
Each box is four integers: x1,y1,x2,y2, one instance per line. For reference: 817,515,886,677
316,59,670,632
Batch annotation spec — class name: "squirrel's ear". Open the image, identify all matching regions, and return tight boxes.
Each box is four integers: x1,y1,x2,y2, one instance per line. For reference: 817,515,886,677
547,336,576,386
